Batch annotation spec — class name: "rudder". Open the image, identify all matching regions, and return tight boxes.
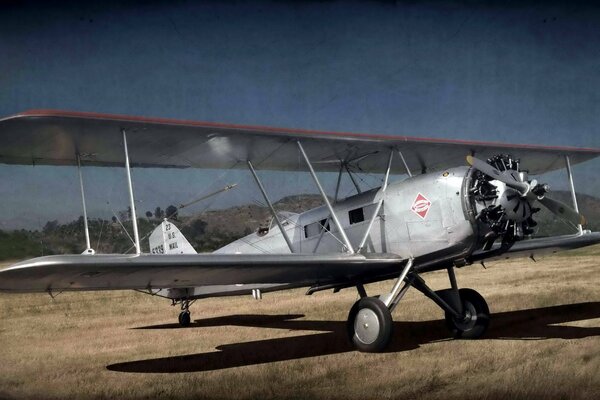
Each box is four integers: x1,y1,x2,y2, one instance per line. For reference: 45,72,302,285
149,219,197,254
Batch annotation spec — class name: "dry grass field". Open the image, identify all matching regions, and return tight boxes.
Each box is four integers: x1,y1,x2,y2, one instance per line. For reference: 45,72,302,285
0,248,599,400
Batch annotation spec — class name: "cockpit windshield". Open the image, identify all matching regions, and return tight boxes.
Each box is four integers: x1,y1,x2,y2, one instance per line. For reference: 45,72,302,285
257,211,298,236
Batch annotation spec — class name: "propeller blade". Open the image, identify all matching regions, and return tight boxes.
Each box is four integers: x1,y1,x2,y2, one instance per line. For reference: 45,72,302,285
538,196,586,226
466,156,529,193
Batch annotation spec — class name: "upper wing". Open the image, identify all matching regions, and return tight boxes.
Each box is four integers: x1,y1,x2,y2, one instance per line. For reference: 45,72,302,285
0,253,403,293
1,109,599,174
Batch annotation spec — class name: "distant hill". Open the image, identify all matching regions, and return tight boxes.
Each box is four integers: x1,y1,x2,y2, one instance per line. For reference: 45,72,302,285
182,194,325,235
0,191,598,260
177,194,325,252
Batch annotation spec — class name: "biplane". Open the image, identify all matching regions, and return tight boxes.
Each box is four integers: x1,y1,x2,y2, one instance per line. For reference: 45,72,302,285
1,109,599,352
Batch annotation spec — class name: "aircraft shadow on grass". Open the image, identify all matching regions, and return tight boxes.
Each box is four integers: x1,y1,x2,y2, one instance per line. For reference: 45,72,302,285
106,302,600,373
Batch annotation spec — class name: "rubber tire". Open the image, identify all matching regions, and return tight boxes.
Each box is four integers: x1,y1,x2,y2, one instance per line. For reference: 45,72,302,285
178,311,191,327
347,297,393,352
445,288,490,339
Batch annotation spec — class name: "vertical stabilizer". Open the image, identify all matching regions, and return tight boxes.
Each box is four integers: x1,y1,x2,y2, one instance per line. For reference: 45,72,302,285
149,220,197,254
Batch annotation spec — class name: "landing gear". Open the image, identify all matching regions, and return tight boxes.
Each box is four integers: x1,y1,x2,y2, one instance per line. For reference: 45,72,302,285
346,261,492,352
347,297,393,352
347,259,414,352
177,299,192,327
444,288,490,339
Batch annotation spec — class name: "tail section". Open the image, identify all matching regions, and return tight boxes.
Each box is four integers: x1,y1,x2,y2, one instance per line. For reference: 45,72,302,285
149,219,197,254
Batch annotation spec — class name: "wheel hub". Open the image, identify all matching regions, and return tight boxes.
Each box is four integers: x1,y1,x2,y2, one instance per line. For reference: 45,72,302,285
354,308,381,345
454,302,477,331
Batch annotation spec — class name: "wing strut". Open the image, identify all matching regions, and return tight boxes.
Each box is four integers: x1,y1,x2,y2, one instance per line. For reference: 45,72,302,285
76,153,95,255
564,155,583,234
122,129,141,255
344,164,362,194
313,163,344,253
247,160,295,253
398,150,413,177
356,150,394,253
297,141,354,253
333,162,343,202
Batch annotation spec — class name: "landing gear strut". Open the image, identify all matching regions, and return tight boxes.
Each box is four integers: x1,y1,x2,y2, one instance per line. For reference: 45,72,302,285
347,261,491,352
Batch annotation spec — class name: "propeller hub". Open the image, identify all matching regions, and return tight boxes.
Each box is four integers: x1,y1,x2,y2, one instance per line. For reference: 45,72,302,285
497,188,531,223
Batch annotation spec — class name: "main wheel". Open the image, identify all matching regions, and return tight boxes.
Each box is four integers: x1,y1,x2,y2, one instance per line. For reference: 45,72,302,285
178,311,191,327
347,297,393,352
445,288,490,339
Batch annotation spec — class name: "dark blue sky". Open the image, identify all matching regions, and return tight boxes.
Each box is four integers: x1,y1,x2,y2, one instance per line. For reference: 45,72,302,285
1,1,599,229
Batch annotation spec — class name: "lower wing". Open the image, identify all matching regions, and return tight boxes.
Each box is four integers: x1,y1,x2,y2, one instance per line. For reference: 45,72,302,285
0,253,403,293
471,231,600,263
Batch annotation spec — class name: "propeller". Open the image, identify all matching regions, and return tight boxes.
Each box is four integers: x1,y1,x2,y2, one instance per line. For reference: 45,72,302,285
466,155,529,194
467,155,584,227
537,196,586,226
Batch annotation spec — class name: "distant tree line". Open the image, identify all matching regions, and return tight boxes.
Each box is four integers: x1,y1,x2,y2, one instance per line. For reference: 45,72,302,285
142,205,178,221
0,204,245,260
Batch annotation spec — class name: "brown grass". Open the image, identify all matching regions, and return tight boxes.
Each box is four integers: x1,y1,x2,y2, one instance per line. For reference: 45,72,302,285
0,251,599,400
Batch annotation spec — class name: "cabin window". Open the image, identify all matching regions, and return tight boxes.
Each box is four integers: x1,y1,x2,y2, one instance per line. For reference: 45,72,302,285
304,218,330,238
348,207,365,224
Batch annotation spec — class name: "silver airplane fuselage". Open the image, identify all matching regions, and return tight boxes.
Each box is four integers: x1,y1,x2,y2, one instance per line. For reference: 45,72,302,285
216,166,476,266
163,167,477,301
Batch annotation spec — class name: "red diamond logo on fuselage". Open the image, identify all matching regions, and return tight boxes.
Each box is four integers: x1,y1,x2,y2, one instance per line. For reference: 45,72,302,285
411,193,431,219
